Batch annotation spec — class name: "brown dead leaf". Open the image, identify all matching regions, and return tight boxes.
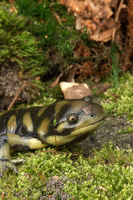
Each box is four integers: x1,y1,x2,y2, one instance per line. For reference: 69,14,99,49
75,15,83,30
59,82,92,99
103,6,113,19
87,1,100,14
60,0,88,16
60,0,122,42
82,19,97,31
103,0,112,4
91,26,119,42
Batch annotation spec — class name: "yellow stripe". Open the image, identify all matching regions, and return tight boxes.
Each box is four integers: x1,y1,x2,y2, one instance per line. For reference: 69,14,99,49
7,115,16,133
28,138,48,149
6,133,47,150
37,118,50,140
56,122,66,133
45,119,104,146
7,133,27,147
23,112,33,132
1,143,11,159
55,100,69,115
38,106,48,117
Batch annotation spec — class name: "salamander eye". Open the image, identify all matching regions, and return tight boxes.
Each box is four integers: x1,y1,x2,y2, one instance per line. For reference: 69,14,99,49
67,114,78,124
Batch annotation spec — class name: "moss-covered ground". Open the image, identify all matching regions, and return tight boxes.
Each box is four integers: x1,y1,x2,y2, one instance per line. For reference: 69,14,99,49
1,0,133,199
0,73,133,199
0,144,133,200
102,72,133,124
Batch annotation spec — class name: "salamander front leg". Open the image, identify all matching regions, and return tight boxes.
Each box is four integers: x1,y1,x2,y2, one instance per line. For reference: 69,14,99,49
0,133,48,177
0,134,19,177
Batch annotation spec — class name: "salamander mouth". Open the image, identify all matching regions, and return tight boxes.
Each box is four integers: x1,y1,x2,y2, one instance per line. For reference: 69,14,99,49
71,115,105,138
90,116,105,126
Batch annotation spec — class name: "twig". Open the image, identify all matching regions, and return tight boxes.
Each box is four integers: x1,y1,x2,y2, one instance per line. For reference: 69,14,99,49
7,83,26,111
112,0,124,40
96,83,111,95
52,10,63,26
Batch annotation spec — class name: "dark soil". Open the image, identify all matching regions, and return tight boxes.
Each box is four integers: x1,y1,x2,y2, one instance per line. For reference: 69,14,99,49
80,115,133,156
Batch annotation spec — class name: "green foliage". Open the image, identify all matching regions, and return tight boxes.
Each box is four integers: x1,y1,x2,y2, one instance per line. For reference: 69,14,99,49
109,40,122,89
15,0,77,49
58,41,75,70
0,5,46,79
0,143,133,199
118,127,133,134
79,27,95,48
15,0,37,16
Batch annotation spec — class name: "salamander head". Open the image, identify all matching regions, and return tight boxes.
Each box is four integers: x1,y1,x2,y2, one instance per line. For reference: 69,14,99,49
44,96,105,146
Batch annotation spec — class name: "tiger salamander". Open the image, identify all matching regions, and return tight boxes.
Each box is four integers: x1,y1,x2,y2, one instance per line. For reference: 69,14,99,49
0,96,105,176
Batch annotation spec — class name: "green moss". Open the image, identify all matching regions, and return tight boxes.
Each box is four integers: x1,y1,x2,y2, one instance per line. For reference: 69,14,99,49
0,143,133,199
118,127,133,134
101,72,133,123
